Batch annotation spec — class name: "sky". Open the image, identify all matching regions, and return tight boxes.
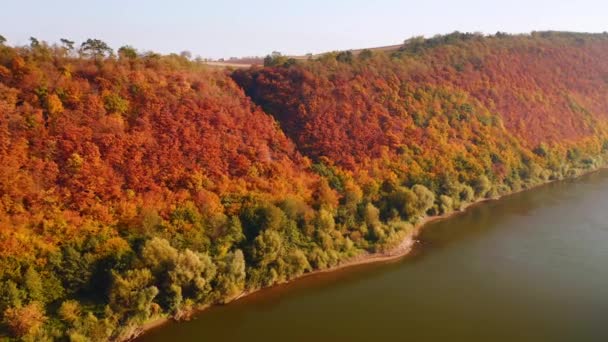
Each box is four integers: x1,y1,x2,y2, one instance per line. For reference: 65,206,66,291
1,0,607,59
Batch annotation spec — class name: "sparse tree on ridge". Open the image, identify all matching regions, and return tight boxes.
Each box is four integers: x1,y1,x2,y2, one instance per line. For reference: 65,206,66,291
118,45,138,59
29,37,40,48
80,38,113,59
60,38,75,51
180,50,192,60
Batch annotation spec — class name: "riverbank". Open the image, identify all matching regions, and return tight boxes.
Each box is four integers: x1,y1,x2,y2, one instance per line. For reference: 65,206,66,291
132,167,604,341
131,197,495,341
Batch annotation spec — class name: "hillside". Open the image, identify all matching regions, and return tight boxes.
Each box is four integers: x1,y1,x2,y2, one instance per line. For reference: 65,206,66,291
1,32,608,341
0,42,328,340
234,31,608,195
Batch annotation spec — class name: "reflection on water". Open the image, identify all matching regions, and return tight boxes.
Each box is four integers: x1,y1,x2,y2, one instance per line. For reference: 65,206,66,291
141,171,608,342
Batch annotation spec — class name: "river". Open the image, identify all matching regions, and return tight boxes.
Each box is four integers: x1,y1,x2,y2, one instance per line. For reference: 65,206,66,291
141,170,608,342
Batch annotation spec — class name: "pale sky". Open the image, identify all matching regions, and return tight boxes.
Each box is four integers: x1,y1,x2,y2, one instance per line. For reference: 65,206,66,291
1,0,606,59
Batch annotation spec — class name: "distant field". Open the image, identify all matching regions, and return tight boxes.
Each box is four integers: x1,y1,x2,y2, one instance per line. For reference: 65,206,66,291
204,61,258,68
290,43,403,60
205,43,404,68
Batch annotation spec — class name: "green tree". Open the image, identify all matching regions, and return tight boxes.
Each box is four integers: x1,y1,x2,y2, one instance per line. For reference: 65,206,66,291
387,186,418,220
533,143,548,157
140,237,179,275
103,93,129,114
80,38,113,59
336,51,353,64
472,175,492,197
263,51,293,67
58,300,81,325
56,246,93,295
168,249,216,303
459,184,475,202
23,267,44,303
358,49,373,60
60,38,75,51
315,208,336,233
439,195,454,214
0,280,24,313
213,216,245,256
214,250,246,302
251,230,283,266
281,250,311,279
118,45,138,59
412,184,435,216
29,37,40,48
240,204,285,241
109,269,158,323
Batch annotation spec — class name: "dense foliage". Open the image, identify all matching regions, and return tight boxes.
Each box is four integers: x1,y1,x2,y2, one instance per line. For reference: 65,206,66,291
1,32,608,341
234,31,608,206
0,39,332,341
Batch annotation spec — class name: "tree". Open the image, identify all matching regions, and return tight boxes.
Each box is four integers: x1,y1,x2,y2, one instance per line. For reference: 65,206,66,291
180,50,192,60
140,237,178,275
118,45,138,59
263,51,292,67
23,267,44,303
240,204,285,241
80,38,113,59
57,246,93,295
58,300,81,325
213,216,245,256
412,184,435,215
387,186,418,220
472,175,492,197
0,280,24,313
533,143,548,157
60,38,75,51
359,49,373,60
336,51,353,64
0,34,6,45
167,249,217,304
3,302,47,339
363,203,381,229
109,269,158,323
103,93,129,114
214,250,246,302
282,250,311,279
459,184,475,202
29,37,40,48
46,93,64,117
439,195,454,214
251,230,283,266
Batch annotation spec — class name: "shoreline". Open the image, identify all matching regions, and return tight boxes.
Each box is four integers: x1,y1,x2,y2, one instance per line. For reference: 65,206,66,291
132,196,494,341
132,166,605,341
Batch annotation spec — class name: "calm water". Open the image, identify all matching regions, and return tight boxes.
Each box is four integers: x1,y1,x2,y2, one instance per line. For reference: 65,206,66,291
141,170,608,342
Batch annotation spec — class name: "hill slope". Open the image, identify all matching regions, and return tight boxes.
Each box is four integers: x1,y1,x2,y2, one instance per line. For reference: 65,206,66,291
0,44,330,340
234,31,608,194
1,32,608,340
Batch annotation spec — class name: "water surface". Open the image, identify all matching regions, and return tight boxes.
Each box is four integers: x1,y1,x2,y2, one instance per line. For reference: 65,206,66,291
142,170,608,342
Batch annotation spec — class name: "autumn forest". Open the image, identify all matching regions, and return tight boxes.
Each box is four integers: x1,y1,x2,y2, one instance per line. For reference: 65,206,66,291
1,31,608,341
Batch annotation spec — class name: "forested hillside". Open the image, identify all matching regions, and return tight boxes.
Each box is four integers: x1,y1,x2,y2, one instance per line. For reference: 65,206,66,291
0,39,330,341
234,31,608,185
1,32,608,341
